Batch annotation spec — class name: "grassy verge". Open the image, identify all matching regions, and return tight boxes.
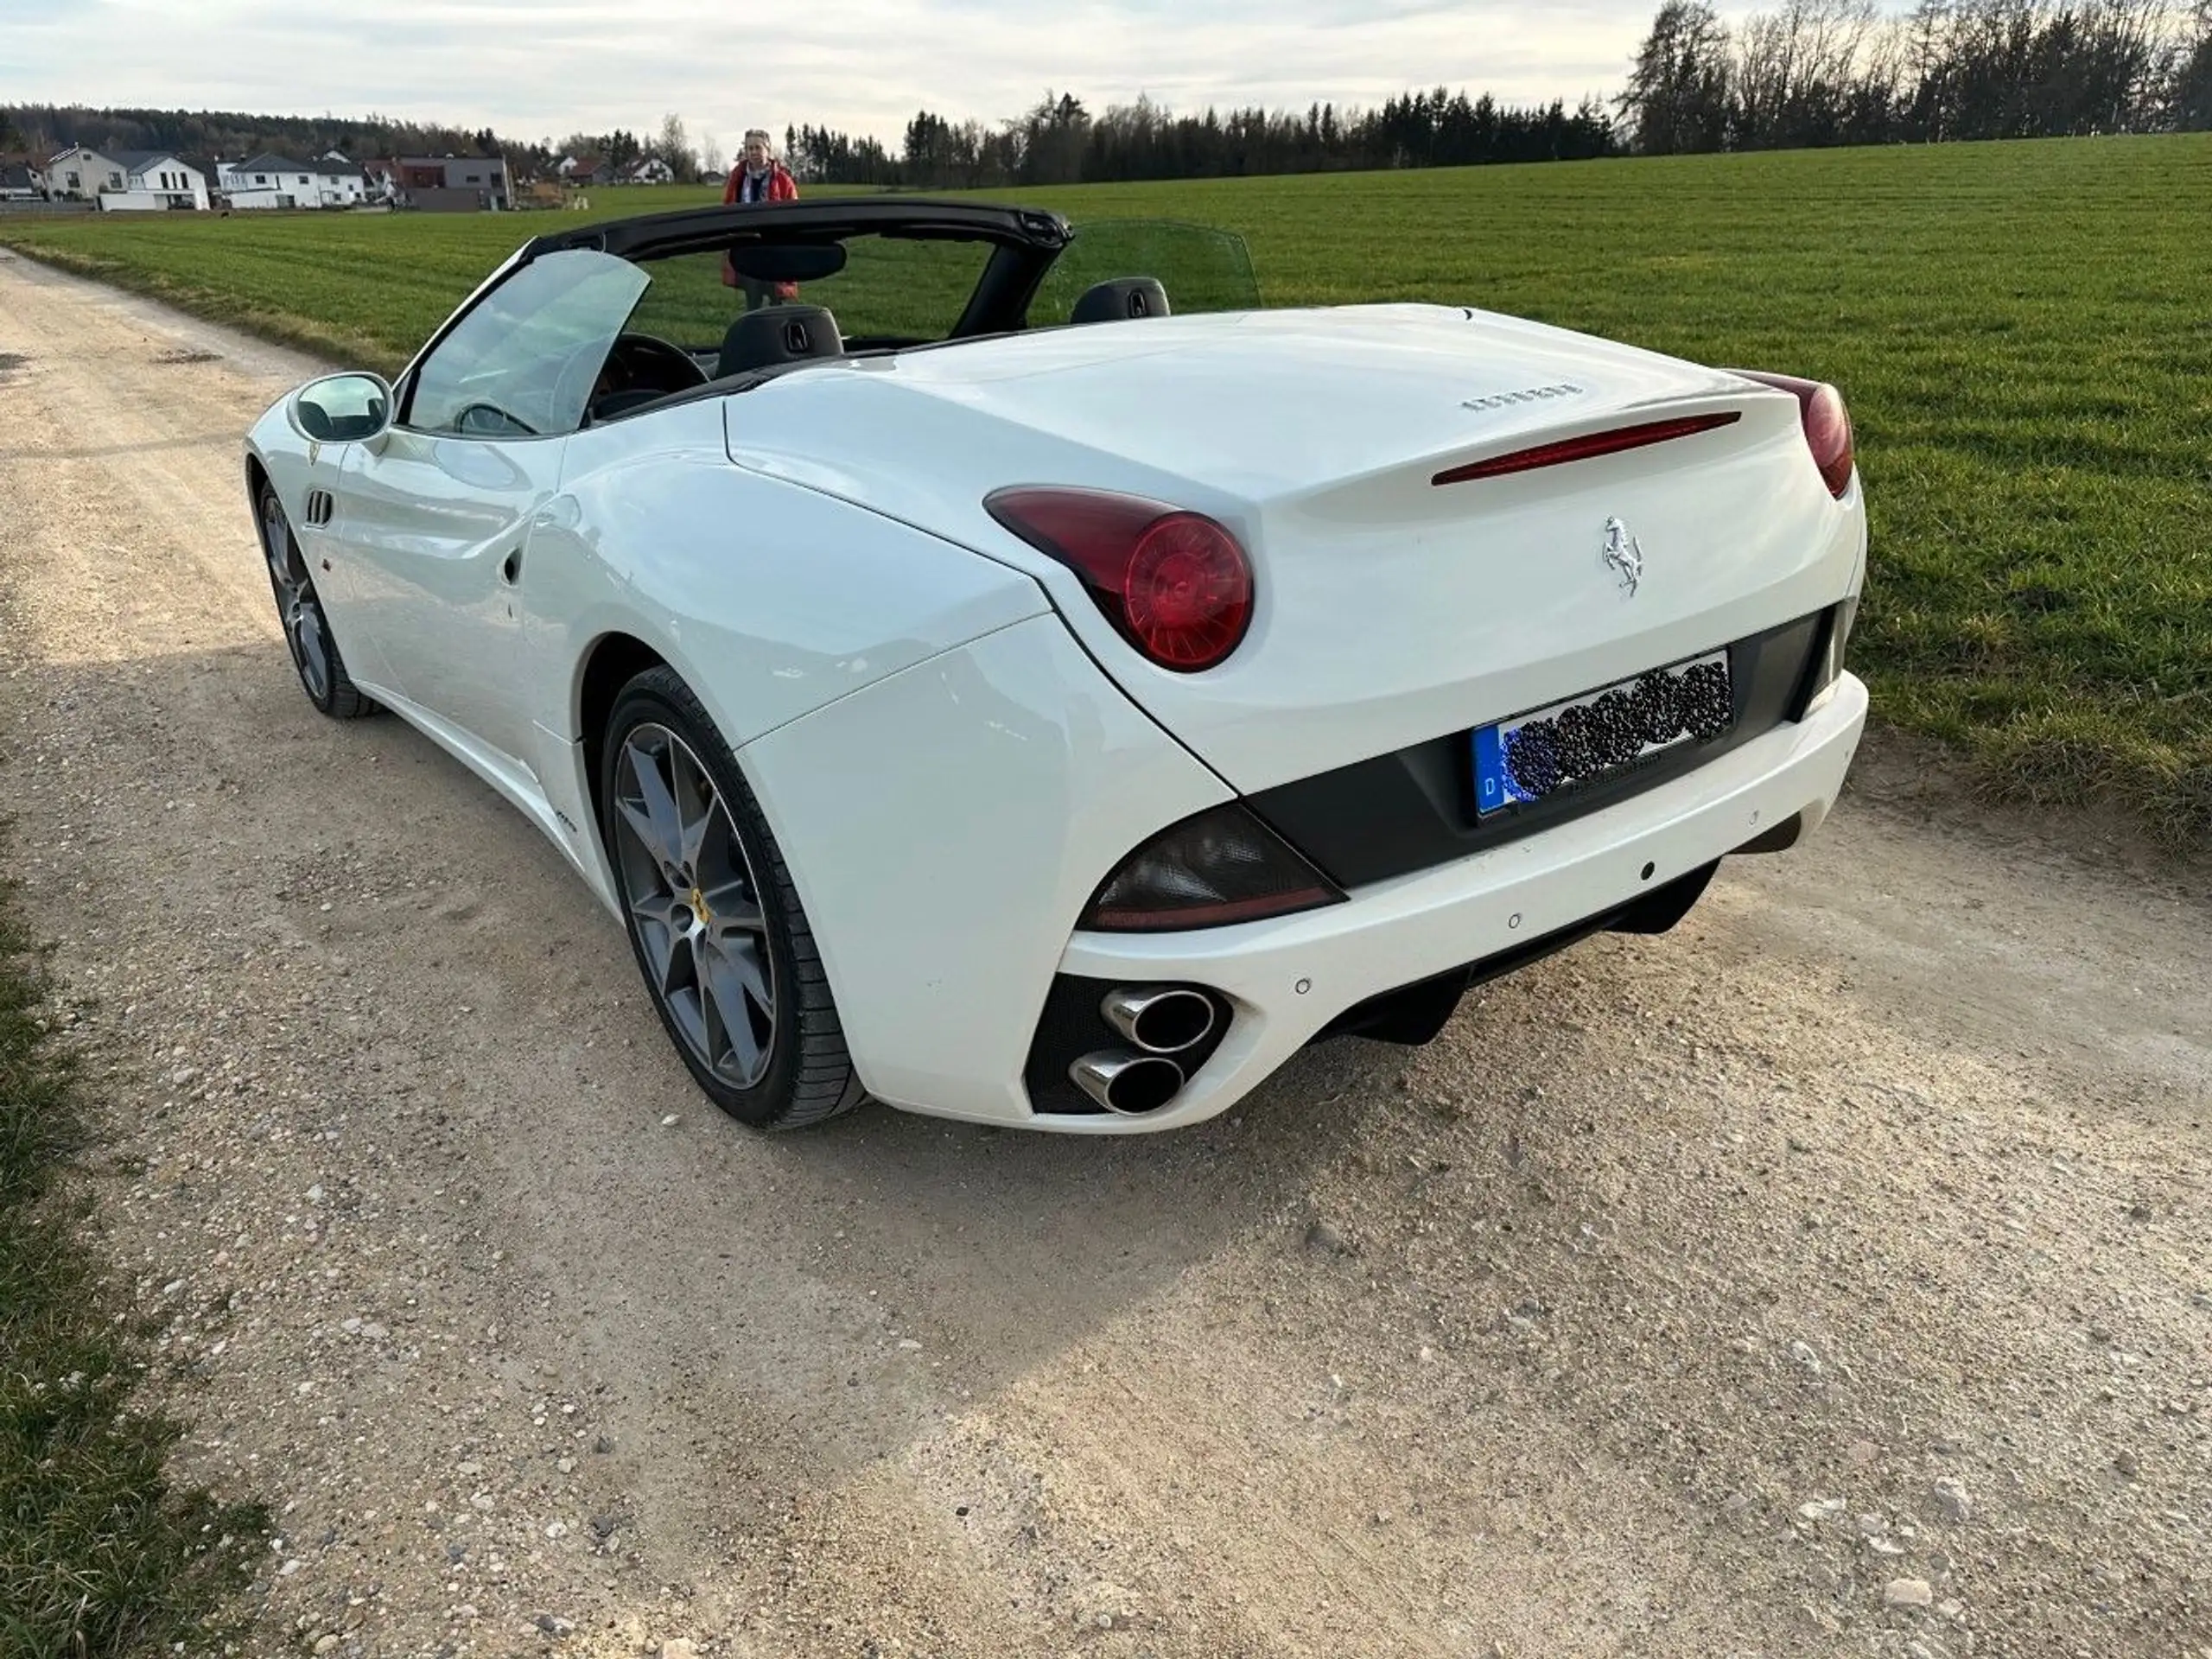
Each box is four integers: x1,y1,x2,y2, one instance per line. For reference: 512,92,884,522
3,139,2207,844
0,852,266,1656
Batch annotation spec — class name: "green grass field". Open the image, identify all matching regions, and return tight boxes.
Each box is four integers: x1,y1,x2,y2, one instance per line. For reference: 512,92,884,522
0,850,268,1651
3,141,2208,842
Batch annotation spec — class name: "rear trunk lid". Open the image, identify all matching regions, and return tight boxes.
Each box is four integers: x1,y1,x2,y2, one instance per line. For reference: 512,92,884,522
724,303,1862,794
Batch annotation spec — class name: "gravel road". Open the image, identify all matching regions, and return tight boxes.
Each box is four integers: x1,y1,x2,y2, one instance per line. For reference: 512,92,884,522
2,248,2208,1659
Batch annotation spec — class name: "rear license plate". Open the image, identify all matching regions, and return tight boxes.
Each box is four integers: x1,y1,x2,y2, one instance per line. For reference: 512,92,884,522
1472,650,1733,817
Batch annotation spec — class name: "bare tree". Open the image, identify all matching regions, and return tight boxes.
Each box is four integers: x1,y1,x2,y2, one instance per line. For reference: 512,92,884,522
654,111,694,176
2177,1,2212,126
1618,3,1735,152
1735,0,1879,145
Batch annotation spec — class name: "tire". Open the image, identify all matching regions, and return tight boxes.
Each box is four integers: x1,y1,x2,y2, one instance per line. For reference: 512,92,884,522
256,480,377,719
600,664,866,1131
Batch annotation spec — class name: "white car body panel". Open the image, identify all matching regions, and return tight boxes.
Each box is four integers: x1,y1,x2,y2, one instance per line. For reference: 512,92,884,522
722,304,1866,792
242,218,1872,1134
740,614,1234,1118
750,659,1863,1130
1049,675,1866,1131
337,426,565,768
525,399,1051,755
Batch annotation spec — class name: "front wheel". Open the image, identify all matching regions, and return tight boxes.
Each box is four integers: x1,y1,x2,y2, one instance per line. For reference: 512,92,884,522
257,482,375,719
601,665,865,1131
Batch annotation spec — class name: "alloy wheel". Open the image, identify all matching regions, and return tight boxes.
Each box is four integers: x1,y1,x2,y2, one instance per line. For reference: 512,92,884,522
610,721,779,1088
262,492,332,702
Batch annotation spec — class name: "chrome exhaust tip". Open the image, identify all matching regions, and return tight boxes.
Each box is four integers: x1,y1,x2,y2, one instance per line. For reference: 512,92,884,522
1100,986,1216,1055
1069,1050,1185,1116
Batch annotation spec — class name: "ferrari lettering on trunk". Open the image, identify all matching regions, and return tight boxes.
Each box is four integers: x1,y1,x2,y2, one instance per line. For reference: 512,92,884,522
1460,382,1584,413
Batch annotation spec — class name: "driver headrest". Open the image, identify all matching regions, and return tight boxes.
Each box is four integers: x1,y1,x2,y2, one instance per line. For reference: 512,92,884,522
718,304,842,378
1071,278,1170,325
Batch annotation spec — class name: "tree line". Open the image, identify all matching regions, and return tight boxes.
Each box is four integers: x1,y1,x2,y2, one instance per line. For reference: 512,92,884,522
8,3,2207,194
1619,0,2212,154
0,104,511,166
787,88,1624,188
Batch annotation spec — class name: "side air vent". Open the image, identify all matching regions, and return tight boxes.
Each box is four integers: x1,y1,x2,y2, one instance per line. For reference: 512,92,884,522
304,488,335,527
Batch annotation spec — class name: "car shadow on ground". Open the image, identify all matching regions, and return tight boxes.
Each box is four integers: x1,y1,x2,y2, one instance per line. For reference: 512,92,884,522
48,639,1430,1460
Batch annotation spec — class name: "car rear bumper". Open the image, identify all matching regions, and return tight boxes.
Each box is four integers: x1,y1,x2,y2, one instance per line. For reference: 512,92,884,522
1028,671,1868,1133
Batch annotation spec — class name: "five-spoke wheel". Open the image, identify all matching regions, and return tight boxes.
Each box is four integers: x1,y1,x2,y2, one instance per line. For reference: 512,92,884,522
601,665,864,1129
257,481,373,719
611,721,779,1089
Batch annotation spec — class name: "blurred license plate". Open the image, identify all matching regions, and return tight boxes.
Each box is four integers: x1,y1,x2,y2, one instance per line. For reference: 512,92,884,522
1472,651,1732,817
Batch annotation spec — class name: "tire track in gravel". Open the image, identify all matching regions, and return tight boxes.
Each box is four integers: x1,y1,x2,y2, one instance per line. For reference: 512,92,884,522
2,249,2208,1658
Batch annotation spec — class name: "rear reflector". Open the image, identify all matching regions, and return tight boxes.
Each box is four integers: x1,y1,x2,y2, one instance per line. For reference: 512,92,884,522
1084,804,1344,931
1433,411,1742,487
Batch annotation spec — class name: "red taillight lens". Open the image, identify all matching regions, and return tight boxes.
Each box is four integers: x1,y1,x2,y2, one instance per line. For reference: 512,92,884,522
1734,371,1854,499
984,487,1254,672
1083,804,1344,931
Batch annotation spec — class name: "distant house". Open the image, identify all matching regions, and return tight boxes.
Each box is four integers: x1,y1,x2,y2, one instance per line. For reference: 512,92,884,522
627,156,675,184
118,151,210,210
0,156,45,200
218,154,364,210
369,153,512,212
42,144,127,201
556,153,604,186
46,147,209,210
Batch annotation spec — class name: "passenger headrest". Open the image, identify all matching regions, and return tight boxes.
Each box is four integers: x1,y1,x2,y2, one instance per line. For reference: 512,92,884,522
718,304,842,378
1071,278,1170,325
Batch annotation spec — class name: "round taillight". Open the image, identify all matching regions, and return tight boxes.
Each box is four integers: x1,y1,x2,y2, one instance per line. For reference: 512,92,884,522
1800,381,1854,499
1733,370,1855,499
983,487,1255,672
1123,513,1252,669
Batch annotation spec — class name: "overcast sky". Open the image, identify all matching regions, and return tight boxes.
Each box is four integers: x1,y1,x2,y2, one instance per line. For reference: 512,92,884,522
10,0,1790,149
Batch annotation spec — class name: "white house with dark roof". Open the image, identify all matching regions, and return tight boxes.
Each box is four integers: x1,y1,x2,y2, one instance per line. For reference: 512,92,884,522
217,154,365,209
45,147,209,210
116,151,209,210
41,146,208,208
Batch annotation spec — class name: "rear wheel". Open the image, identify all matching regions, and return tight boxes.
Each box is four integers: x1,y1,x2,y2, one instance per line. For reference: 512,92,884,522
601,665,865,1131
257,481,375,719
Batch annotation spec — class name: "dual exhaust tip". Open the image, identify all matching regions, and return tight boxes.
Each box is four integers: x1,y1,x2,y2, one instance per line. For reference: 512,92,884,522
1069,986,1217,1116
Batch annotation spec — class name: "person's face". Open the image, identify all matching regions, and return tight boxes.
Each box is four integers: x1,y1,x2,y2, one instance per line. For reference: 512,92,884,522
743,137,770,169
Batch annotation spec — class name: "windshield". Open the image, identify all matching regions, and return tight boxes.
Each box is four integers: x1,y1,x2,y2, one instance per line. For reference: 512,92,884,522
1031,219,1262,324
407,248,649,436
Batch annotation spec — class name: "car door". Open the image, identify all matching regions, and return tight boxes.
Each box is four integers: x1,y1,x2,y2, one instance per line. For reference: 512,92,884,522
263,373,404,692
336,249,650,779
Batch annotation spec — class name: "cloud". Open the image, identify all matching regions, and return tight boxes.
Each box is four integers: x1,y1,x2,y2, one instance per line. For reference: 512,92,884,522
9,0,1785,143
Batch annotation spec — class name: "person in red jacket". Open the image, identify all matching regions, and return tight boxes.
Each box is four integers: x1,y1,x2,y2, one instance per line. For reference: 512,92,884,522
722,129,800,304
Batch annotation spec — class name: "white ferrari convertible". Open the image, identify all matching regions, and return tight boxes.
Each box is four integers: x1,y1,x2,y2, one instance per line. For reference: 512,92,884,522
243,197,1867,1134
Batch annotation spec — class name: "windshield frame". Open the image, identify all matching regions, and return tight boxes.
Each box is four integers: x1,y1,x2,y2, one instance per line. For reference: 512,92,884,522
386,198,1266,434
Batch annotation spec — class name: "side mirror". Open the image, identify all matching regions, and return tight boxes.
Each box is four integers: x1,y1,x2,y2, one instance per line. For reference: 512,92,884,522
288,372,393,446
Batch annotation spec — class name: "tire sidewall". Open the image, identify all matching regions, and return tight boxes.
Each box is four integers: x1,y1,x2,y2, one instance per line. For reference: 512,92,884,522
599,676,808,1128
256,481,339,716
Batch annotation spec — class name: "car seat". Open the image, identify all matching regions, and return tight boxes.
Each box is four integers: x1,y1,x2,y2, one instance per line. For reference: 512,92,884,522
1071,278,1170,324
718,305,843,378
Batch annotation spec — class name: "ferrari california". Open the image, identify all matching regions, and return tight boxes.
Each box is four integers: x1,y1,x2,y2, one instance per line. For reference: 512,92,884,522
242,196,1868,1133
